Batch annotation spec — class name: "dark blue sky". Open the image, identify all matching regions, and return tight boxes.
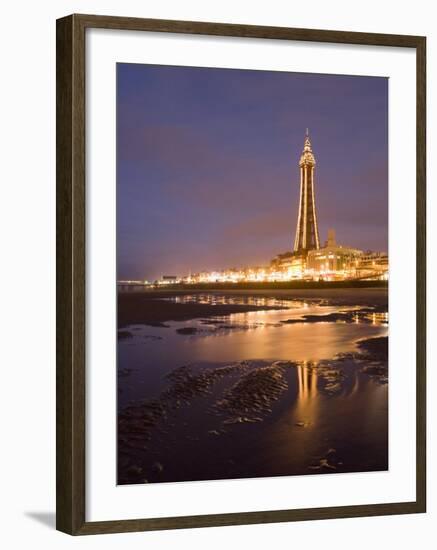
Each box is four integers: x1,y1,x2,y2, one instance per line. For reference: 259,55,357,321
117,63,388,281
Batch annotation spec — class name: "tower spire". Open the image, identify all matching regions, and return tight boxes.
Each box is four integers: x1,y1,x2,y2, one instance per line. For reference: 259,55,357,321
303,129,312,153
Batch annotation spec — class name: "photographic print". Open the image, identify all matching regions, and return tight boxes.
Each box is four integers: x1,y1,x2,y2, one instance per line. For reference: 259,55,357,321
116,63,389,486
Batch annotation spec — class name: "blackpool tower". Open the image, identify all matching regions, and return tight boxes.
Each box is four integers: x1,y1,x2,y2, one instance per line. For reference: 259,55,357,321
293,130,320,253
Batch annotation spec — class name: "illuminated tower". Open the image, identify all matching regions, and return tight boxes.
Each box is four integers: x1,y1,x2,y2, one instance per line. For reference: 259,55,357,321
293,130,320,253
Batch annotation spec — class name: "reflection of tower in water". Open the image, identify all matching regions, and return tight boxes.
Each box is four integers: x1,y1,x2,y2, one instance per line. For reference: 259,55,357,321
295,363,319,425
297,362,318,400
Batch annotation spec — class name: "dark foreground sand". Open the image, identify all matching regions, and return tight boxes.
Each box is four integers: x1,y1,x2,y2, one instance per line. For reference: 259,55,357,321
118,335,388,484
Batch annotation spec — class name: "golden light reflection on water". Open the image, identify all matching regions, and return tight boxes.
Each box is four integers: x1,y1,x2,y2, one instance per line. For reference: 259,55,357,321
355,311,388,326
297,363,318,400
295,363,319,428
186,318,388,363
262,360,387,474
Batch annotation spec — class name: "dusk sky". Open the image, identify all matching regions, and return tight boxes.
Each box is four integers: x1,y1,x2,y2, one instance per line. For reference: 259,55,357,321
117,63,388,281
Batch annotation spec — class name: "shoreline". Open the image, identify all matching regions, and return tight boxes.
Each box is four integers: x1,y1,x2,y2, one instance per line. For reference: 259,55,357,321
118,287,388,329
118,294,286,329
126,280,387,291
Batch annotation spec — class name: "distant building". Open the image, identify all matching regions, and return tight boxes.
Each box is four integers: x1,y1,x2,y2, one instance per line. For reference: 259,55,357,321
157,275,180,285
270,252,306,279
355,252,389,280
117,280,147,292
306,229,363,280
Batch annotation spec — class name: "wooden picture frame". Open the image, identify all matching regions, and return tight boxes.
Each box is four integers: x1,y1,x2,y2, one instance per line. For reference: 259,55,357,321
56,13,426,535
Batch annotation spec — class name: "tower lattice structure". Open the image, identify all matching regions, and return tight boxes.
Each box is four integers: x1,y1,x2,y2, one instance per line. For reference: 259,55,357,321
293,131,320,253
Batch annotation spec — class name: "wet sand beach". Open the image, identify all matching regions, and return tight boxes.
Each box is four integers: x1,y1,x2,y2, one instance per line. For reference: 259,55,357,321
117,287,388,485
118,287,388,328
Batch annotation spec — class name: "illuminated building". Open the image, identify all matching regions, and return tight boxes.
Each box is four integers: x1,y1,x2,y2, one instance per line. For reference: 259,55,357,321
117,280,148,292
306,229,363,280
293,130,320,253
157,275,180,285
270,252,306,280
354,252,389,281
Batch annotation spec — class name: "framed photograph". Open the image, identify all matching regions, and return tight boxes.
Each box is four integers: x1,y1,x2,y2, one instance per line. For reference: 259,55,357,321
56,14,426,535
